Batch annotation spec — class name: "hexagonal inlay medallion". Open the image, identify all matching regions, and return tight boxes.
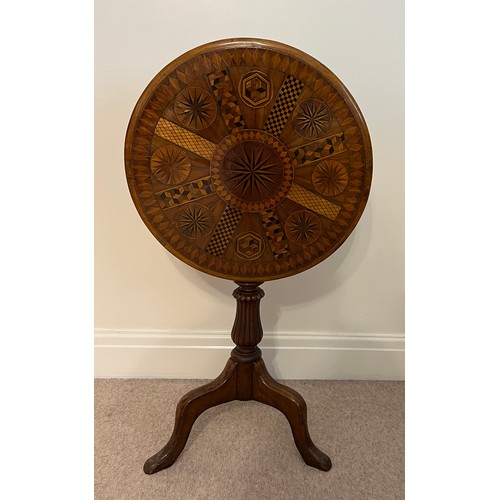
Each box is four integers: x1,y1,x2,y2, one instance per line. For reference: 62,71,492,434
239,71,272,108
235,231,265,260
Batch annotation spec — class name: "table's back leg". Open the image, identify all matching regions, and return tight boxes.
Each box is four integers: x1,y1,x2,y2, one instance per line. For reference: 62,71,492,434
251,358,332,471
143,358,238,474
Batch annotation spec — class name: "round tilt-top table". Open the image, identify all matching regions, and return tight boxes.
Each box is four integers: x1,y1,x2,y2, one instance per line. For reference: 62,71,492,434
125,38,372,473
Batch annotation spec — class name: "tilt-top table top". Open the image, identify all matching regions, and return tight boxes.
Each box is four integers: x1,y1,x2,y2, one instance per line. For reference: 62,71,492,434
125,38,372,281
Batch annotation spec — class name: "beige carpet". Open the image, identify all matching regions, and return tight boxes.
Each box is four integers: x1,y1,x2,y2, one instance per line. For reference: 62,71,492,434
95,379,404,500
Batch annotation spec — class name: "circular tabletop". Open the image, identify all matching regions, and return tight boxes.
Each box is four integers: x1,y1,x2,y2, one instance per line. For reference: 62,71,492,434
125,38,372,282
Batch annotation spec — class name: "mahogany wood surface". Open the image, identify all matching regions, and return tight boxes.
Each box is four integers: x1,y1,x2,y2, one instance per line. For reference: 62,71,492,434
125,38,372,282
125,39,372,474
144,282,331,473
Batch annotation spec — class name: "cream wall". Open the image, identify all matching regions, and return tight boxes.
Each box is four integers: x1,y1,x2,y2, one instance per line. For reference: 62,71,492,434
95,0,404,377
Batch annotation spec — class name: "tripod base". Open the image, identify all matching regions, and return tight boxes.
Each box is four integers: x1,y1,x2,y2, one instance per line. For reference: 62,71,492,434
144,350,331,473
144,282,331,473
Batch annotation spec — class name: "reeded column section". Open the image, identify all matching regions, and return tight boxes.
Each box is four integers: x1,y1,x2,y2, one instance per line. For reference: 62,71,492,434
230,282,265,362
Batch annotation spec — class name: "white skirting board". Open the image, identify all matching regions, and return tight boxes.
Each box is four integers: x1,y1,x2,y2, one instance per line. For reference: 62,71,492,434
94,330,404,380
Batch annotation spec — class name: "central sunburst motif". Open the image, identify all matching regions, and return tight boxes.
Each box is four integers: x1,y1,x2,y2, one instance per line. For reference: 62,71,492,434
222,142,283,202
174,87,217,130
210,130,294,212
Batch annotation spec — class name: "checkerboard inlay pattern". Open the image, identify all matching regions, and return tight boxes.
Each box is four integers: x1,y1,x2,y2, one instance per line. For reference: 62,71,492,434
264,75,304,138
206,205,242,257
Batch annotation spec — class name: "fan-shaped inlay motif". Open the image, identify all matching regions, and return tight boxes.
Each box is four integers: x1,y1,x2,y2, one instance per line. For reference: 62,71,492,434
150,146,191,185
312,160,349,196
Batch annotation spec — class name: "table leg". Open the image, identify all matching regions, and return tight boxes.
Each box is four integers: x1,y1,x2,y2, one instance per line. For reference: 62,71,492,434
252,358,332,471
143,358,238,474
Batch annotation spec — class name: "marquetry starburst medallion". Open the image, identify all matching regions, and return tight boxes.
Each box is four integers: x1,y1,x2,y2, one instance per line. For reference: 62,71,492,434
312,160,349,197
125,39,372,281
150,145,191,185
285,210,322,245
174,87,217,130
175,203,215,239
221,142,283,201
210,130,294,212
293,99,332,139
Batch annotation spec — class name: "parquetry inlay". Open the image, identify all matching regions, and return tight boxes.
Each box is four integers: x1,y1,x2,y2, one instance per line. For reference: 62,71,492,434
125,39,372,281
